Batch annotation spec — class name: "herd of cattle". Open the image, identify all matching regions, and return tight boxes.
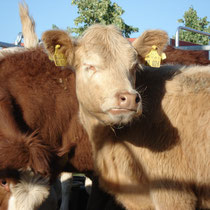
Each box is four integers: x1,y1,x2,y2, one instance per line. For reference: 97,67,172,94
0,2,209,210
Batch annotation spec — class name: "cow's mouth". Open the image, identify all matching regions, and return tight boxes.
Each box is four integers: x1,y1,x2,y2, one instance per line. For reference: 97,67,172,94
108,108,137,115
106,107,141,125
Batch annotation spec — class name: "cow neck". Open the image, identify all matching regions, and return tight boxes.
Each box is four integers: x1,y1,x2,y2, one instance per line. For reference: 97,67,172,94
78,104,114,153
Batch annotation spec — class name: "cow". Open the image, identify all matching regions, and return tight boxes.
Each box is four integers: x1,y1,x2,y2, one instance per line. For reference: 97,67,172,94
42,25,210,210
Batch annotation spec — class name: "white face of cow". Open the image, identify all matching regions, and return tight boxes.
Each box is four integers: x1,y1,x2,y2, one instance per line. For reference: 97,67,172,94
75,25,142,126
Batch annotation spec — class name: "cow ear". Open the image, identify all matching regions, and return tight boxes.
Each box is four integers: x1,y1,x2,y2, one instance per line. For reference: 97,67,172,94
42,30,75,67
132,30,168,60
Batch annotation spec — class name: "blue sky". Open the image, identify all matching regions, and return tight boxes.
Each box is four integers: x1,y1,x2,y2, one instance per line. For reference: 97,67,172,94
0,0,209,44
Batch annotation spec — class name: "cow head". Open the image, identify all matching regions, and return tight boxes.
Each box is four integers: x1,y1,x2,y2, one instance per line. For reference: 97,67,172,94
42,25,168,126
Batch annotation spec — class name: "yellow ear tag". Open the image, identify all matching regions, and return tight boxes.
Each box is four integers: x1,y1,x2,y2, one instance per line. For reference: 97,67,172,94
161,52,166,60
145,45,166,68
52,44,67,67
48,55,54,61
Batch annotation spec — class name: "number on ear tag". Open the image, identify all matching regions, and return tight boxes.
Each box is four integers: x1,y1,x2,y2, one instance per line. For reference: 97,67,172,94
145,45,166,68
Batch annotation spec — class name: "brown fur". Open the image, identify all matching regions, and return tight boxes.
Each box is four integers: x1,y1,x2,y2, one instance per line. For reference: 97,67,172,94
134,42,210,67
0,170,19,210
0,186,10,210
42,30,75,67
132,30,168,59
0,4,93,209
0,87,54,176
163,45,210,65
137,45,210,66
0,48,93,176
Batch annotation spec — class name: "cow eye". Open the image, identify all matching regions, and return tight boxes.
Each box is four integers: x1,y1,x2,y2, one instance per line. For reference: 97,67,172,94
1,180,7,186
84,64,97,72
88,65,96,72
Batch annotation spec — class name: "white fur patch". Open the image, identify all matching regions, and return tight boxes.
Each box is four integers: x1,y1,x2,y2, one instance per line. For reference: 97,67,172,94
9,172,50,210
8,195,16,210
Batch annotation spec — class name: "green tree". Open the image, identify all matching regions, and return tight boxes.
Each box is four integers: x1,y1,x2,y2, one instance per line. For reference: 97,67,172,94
69,0,138,37
178,6,210,45
52,24,60,30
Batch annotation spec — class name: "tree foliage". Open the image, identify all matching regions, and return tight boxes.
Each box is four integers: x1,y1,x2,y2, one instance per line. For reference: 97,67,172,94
69,0,138,37
178,6,210,45
52,24,60,30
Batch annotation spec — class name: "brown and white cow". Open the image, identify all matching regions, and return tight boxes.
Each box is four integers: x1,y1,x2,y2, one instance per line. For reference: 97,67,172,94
42,26,210,210
0,169,52,210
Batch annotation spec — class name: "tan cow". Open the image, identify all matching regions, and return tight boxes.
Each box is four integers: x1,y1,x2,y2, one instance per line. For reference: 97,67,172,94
43,25,210,210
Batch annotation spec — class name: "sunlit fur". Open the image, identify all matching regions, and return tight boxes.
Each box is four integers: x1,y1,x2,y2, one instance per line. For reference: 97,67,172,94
132,29,168,59
19,2,39,48
76,24,138,69
0,47,28,60
91,65,210,210
43,25,168,126
76,25,142,125
43,25,210,209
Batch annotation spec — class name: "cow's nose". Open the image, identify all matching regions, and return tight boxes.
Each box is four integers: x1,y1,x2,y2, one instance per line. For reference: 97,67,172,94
118,92,141,110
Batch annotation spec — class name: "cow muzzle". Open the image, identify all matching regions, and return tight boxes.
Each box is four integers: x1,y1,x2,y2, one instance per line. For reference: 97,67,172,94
109,92,142,116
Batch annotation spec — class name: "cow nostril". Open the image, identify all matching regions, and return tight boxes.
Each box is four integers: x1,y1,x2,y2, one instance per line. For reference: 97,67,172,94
120,96,127,101
135,94,140,103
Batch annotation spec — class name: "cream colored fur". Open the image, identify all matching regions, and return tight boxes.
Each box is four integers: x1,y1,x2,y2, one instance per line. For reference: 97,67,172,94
0,47,28,59
8,171,49,210
19,2,39,48
42,25,210,209
94,65,210,210
132,29,168,58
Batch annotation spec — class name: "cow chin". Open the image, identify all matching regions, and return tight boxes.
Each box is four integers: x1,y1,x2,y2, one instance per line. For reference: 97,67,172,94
99,101,142,126
106,110,140,126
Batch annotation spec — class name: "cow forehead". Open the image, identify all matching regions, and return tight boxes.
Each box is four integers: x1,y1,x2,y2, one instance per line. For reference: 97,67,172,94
78,24,138,69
